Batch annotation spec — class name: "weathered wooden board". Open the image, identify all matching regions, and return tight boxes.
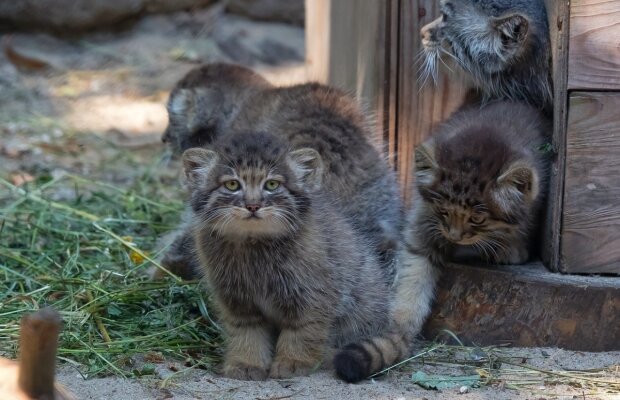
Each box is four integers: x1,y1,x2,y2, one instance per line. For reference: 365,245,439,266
396,0,470,203
568,0,620,90
561,93,620,273
423,262,620,351
542,0,570,271
304,0,398,147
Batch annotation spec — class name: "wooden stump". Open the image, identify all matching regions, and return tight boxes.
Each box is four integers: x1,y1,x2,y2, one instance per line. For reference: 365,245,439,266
0,308,73,400
423,262,620,351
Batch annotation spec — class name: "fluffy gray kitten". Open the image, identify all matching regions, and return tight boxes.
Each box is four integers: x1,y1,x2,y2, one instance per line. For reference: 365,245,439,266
182,131,393,380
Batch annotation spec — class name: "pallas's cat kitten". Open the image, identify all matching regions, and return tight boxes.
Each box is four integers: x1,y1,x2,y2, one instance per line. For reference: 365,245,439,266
410,101,549,266
420,0,552,113
332,101,549,383
183,132,392,380
157,63,402,280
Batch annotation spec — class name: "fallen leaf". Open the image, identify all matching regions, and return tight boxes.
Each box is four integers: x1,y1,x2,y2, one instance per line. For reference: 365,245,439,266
412,371,480,390
3,35,51,73
129,249,146,264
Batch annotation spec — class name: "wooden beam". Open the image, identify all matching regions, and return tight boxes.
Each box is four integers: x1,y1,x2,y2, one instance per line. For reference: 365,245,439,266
542,0,570,271
423,262,620,351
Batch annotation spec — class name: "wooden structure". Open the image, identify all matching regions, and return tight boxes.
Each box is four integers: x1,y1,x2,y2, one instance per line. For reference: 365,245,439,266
0,308,72,400
306,0,620,349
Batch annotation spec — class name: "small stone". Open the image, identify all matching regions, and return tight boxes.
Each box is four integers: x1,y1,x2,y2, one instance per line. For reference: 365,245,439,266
459,386,469,394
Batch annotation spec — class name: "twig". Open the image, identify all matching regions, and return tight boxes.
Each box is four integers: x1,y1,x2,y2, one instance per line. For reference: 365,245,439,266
85,291,111,344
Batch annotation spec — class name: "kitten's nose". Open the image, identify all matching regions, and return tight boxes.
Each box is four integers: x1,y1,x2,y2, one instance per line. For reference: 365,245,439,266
447,229,463,242
246,204,261,213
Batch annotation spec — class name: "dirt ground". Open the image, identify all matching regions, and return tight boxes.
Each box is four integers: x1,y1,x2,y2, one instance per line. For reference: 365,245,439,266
1,6,618,400
56,346,620,399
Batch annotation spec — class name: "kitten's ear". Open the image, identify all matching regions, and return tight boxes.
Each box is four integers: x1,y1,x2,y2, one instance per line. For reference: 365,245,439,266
167,88,209,132
287,148,324,191
493,14,529,47
182,148,218,185
414,142,438,186
494,161,539,211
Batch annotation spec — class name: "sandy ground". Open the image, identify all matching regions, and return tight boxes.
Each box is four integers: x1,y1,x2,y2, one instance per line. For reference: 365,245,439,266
56,347,620,400
1,6,619,400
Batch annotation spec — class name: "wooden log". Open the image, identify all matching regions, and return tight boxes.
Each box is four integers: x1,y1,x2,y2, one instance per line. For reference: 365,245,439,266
568,0,620,90
423,262,620,351
561,92,620,273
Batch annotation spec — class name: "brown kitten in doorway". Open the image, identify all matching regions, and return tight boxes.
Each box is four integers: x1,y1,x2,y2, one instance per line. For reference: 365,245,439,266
420,0,552,113
334,101,549,383
410,101,549,266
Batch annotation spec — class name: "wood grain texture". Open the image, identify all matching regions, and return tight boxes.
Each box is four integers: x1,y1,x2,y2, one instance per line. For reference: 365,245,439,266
561,93,620,273
568,0,620,90
304,0,330,84
397,0,470,203
304,0,397,144
541,0,570,272
423,262,620,351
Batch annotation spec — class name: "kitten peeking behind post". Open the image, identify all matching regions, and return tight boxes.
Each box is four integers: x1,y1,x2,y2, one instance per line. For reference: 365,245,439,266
407,101,549,267
420,0,552,113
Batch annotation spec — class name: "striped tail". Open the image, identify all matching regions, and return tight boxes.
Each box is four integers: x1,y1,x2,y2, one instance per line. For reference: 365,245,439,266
334,249,438,383
334,330,413,383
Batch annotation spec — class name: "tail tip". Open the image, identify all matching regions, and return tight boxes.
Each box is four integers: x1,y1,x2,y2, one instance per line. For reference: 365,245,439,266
333,345,370,383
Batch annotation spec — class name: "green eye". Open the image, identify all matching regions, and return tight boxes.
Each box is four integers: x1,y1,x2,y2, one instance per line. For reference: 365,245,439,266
224,180,240,191
264,180,280,191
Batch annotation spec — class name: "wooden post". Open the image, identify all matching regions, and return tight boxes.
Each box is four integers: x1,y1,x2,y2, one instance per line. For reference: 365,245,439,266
305,0,398,152
18,308,62,399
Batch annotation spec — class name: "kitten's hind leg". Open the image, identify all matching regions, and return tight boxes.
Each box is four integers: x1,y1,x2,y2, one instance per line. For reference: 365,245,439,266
151,228,199,280
391,248,439,337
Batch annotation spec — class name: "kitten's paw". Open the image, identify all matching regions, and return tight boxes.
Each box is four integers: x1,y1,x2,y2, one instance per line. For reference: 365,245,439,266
223,363,268,381
268,359,315,379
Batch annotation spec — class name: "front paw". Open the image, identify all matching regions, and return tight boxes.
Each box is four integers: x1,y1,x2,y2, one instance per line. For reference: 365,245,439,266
223,363,268,381
268,359,316,379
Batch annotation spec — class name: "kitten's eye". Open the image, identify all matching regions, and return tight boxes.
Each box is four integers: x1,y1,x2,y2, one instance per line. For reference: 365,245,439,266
470,214,486,224
223,180,240,191
264,180,280,191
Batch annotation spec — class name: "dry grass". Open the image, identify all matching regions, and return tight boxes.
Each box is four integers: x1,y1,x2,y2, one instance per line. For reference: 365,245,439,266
0,163,223,378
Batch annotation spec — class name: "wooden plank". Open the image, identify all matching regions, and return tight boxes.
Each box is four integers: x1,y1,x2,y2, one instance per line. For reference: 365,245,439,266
397,0,470,203
542,0,570,272
304,0,330,84
561,93,620,273
304,0,397,144
423,262,620,351
568,0,620,90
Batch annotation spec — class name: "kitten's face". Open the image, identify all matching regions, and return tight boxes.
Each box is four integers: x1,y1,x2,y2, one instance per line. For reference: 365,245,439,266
183,133,322,239
415,138,539,255
420,0,533,81
423,170,515,249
